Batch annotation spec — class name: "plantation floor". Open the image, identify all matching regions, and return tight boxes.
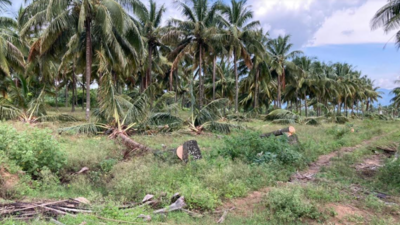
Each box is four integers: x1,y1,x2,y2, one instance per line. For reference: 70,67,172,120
217,130,400,225
1,111,400,224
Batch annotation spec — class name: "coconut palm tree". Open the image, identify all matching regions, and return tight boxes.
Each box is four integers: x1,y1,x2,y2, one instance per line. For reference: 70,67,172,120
267,35,302,109
165,0,221,109
391,80,400,108
219,0,261,113
22,0,143,121
131,0,167,90
0,15,25,81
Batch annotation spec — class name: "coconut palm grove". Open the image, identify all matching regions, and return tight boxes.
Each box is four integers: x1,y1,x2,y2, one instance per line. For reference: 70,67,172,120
0,0,400,224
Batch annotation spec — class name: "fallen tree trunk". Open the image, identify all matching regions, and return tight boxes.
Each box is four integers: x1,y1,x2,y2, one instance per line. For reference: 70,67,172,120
118,133,152,152
260,126,296,138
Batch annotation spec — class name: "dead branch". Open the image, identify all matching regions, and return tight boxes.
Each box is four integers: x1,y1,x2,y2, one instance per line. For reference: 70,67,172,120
153,196,186,214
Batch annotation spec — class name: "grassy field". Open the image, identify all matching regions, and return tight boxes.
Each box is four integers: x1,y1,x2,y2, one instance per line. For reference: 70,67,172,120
1,107,400,224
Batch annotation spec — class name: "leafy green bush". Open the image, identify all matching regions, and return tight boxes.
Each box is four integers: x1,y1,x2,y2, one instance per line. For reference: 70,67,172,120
377,159,400,192
265,187,321,222
0,123,66,177
326,126,350,139
215,131,306,167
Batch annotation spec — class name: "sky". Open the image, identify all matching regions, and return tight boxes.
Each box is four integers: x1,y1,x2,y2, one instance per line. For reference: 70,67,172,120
3,0,400,96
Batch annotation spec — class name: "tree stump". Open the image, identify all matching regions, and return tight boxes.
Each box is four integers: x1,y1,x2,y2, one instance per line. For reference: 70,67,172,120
181,140,202,163
153,140,202,163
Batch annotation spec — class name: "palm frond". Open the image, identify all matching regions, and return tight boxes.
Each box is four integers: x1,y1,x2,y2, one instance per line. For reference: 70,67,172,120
201,121,243,134
58,123,106,135
38,114,79,122
265,109,299,121
195,98,228,125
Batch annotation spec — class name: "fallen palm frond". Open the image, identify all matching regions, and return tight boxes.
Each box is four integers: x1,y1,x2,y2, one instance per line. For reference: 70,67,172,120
186,99,242,134
271,119,296,125
201,121,244,134
58,123,105,135
195,98,229,126
0,102,21,120
37,114,79,122
303,117,325,126
265,109,299,121
364,113,389,121
226,113,251,122
336,116,349,124
146,113,183,130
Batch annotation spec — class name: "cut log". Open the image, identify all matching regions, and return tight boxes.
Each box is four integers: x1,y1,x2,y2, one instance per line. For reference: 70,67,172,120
76,167,89,174
176,146,184,160
142,194,154,203
260,126,296,138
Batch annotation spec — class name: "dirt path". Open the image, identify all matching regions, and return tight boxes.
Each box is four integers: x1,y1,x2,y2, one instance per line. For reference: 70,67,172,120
218,131,397,217
291,133,388,181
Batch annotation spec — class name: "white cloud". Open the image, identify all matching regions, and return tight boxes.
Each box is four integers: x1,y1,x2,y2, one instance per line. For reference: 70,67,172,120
310,0,397,46
375,75,400,90
247,0,367,47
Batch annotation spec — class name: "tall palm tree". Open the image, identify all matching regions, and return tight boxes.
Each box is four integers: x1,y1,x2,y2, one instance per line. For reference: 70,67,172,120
391,80,400,108
267,35,302,109
219,0,261,113
166,0,221,109
132,0,166,90
22,0,143,121
0,9,25,97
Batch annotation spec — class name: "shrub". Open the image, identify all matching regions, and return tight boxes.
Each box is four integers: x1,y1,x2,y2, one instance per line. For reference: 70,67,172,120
265,187,320,222
326,126,350,139
377,158,400,192
0,123,66,177
0,151,33,198
215,131,306,167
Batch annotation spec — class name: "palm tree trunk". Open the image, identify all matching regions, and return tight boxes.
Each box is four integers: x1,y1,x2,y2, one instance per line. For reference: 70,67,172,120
72,75,76,112
169,69,174,92
140,76,144,93
175,69,178,103
85,18,92,121
305,95,308,117
55,75,59,110
254,69,259,110
277,75,282,109
118,133,152,151
212,56,216,101
65,83,68,108
199,45,203,109
147,45,152,89
345,96,348,117
82,83,85,111
234,50,239,113
366,100,370,112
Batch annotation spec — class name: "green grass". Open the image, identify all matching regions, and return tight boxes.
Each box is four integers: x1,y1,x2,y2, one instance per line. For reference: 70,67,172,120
1,112,400,224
